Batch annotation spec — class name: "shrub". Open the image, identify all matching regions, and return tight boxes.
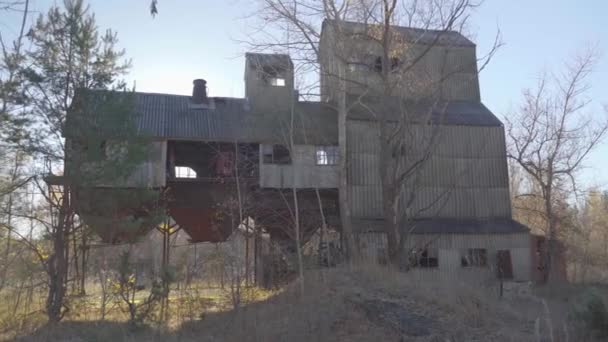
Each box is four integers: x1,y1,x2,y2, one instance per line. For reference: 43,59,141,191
571,287,608,338
112,251,170,327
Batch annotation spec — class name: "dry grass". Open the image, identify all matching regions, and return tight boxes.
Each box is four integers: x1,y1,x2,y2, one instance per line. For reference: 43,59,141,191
4,265,608,342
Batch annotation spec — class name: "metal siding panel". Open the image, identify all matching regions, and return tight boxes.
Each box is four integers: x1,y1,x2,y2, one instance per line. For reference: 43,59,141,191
350,185,382,218
357,232,531,281
259,144,339,189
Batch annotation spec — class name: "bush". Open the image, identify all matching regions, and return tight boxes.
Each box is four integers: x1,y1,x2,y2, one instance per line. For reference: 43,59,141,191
112,251,170,327
571,287,608,338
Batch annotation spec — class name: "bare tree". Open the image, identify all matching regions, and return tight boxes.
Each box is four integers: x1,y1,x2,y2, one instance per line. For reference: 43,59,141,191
506,49,608,282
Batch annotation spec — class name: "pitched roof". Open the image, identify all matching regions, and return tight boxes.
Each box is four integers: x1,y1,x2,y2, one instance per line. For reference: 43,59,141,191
70,90,502,143
323,19,475,47
71,90,338,145
353,218,529,235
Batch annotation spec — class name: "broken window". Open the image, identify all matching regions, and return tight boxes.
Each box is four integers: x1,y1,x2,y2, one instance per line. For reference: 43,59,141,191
390,57,401,71
269,78,285,86
413,248,438,268
461,248,488,267
261,65,286,87
374,56,383,72
316,146,339,165
175,166,197,178
262,144,291,164
347,61,369,72
215,151,234,176
496,250,514,279
372,56,401,73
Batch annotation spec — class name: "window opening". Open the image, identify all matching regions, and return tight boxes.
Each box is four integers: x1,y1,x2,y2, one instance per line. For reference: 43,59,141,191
496,250,514,279
390,57,401,70
374,56,383,72
99,140,107,157
315,146,339,165
262,65,287,87
373,56,401,72
269,78,285,86
461,248,488,267
215,151,234,176
262,145,291,164
175,166,197,179
412,248,438,268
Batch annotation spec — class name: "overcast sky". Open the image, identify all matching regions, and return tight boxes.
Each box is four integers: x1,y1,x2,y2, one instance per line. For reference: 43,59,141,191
2,0,607,188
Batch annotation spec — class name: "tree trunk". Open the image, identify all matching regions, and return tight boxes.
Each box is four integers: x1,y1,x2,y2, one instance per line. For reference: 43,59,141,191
71,227,79,294
1,191,13,291
543,185,556,283
383,183,401,265
79,232,87,295
288,93,305,294
47,191,70,323
337,65,358,263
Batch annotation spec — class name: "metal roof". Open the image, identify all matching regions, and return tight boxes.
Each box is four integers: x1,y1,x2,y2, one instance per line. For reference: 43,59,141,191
323,19,475,47
70,90,502,143
245,52,293,68
353,218,529,235
128,91,337,144
347,96,503,127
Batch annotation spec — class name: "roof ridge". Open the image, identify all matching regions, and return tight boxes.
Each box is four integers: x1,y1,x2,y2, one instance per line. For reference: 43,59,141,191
87,88,246,100
322,19,475,47
245,52,291,57
336,19,464,35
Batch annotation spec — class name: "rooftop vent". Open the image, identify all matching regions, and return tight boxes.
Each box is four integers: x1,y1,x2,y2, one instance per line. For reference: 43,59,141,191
192,79,208,104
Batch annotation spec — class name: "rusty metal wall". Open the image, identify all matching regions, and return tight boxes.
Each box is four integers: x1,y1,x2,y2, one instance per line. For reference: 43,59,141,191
347,121,511,219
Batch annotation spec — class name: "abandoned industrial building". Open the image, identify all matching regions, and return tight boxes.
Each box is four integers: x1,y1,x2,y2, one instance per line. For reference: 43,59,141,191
63,20,535,283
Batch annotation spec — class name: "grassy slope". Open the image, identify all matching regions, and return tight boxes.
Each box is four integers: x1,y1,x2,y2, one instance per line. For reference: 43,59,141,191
9,266,608,342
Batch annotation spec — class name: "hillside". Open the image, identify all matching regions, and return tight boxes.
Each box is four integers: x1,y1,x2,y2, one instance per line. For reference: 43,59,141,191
14,265,604,342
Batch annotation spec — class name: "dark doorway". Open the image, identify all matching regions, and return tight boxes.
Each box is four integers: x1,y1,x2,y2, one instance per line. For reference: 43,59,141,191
496,250,513,280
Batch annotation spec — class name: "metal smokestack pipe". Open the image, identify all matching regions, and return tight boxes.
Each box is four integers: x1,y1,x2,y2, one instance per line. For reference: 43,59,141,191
192,79,208,104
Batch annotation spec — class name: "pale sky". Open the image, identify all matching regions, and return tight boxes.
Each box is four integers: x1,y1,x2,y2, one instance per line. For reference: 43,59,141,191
2,0,607,188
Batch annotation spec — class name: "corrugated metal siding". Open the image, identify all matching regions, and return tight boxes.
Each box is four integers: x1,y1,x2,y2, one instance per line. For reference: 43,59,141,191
441,47,478,74
347,121,512,219
441,73,480,101
259,144,339,189
352,217,528,235
357,231,388,264
357,231,531,281
322,23,481,102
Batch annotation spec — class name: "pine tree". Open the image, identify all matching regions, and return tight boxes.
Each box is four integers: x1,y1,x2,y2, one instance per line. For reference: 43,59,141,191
21,0,159,322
